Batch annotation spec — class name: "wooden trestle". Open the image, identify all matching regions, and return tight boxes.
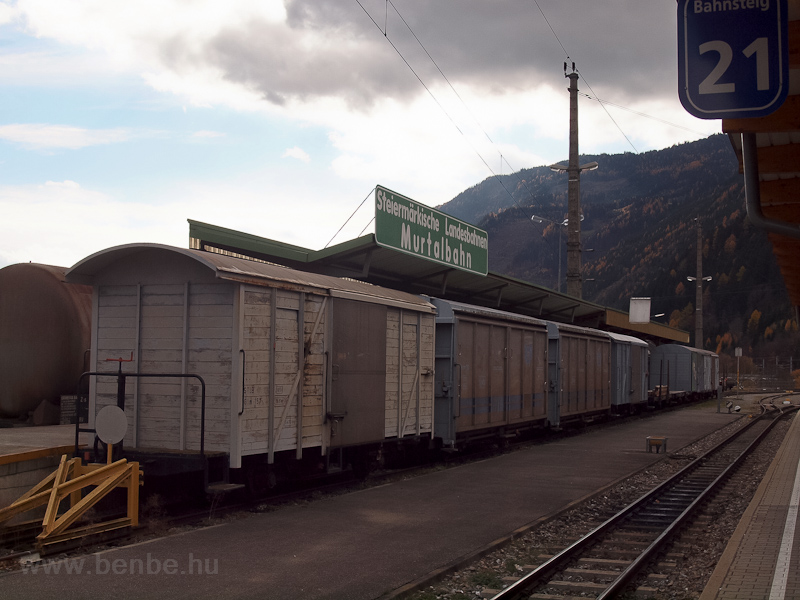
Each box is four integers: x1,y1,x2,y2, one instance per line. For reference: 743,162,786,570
0,454,142,550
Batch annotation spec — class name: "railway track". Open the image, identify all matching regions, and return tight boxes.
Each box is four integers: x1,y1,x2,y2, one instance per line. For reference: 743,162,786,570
488,400,797,600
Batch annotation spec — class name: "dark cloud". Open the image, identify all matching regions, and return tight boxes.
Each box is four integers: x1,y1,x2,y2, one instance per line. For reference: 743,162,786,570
170,0,680,109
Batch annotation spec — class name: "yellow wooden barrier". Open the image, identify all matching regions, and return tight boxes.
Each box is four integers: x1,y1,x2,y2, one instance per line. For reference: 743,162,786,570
0,455,142,550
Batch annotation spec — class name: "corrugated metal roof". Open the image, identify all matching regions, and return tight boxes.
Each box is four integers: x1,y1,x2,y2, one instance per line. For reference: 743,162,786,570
188,219,691,344
430,297,548,327
605,331,649,347
66,243,435,313
187,219,605,323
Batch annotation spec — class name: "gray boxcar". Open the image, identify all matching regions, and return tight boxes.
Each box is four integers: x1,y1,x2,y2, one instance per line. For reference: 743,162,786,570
650,344,719,399
67,244,435,480
606,332,649,412
432,298,549,446
431,298,612,446
551,322,612,426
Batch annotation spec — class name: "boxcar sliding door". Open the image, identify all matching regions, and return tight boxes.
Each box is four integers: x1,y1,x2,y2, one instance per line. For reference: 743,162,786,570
329,299,387,447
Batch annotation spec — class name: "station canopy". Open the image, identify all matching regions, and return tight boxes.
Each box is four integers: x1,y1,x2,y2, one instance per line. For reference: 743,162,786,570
726,119,800,312
188,219,689,345
715,11,800,314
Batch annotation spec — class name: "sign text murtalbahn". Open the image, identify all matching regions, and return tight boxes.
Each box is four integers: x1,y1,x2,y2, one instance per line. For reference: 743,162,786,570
374,185,488,276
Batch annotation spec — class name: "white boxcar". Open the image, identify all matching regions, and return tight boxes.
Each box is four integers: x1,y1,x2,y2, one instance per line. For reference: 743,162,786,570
67,244,435,479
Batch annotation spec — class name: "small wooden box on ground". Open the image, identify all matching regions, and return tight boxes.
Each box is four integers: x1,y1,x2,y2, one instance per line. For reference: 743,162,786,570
646,436,668,453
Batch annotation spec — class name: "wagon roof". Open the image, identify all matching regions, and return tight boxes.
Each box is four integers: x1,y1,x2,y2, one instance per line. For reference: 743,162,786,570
651,343,718,358
187,219,691,345
605,331,649,347
66,243,435,313
431,297,548,327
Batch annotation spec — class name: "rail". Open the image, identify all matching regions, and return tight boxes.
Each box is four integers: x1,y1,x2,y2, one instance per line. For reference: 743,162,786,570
491,405,796,600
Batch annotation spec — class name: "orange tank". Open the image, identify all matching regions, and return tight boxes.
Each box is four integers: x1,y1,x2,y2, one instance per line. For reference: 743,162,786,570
0,263,92,418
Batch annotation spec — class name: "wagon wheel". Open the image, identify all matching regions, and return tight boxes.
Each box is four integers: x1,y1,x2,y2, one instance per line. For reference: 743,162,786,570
246,466,278,497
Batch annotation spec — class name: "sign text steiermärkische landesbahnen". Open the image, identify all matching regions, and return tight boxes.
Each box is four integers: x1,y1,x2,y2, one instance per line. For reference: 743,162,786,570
374,185,488,276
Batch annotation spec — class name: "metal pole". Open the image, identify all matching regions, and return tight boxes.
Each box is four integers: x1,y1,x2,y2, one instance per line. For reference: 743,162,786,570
566,69,582,299
695,220,703,350
558,225,563,293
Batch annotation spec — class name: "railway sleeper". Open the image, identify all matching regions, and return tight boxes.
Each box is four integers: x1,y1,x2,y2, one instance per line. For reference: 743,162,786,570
563,567,623,580
577,557,630,568
604,539,653,549
650,500,694,508
670,482,710,490
608,531,653,544
642,505,685,514
544,579,608,594
529,595,590,600
587,547,642,560
672,481,712,489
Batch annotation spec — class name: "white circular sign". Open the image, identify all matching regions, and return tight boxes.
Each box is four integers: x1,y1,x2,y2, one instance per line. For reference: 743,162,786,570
96,405,128,445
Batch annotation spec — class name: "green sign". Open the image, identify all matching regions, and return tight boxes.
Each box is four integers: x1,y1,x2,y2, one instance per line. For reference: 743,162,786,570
374,185,488,276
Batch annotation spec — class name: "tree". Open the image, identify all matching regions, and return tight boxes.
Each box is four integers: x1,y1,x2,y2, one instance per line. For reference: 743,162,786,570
724,234,737,254
747,309,762,336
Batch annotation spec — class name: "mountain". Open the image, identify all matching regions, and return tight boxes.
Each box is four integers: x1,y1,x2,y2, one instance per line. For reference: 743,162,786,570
437,134,798,365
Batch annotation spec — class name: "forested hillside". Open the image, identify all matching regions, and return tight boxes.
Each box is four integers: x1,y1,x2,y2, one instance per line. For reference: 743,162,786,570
438,134,798,364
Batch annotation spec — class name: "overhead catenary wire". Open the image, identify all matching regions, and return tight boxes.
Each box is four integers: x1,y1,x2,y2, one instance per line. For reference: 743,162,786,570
343,0,574,274
579,93,710,136
530,0,639,153
576,69,638,154
385,0,563,216
352,0,528,216
343,2,691,264
533,0,571,61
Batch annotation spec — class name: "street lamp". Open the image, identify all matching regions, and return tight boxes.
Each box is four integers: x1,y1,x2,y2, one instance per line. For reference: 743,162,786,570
549,161,599,178
531,214,583,293
687,275,712,350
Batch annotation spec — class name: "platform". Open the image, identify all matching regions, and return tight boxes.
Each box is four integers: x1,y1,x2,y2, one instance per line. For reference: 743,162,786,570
0,424,92,510
0,403,738,600
0,424,90,463
701,408,800,600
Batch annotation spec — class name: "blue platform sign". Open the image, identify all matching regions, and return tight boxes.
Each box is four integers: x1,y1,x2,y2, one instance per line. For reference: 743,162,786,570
678,0,788,119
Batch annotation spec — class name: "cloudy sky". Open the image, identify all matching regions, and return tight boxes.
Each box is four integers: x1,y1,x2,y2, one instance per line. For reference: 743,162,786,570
0,0,720,269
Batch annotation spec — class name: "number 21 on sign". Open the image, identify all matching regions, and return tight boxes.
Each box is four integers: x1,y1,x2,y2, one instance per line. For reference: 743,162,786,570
678,0,788,119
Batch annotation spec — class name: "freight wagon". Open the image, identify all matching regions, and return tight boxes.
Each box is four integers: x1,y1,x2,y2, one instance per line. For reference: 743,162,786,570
66,244,435,490
431,298,617,447
607,332,650,414
650,344,719,400
53,243,718,495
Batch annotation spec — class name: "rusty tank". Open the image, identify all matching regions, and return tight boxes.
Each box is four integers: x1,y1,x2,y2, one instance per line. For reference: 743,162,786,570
0,263,92,418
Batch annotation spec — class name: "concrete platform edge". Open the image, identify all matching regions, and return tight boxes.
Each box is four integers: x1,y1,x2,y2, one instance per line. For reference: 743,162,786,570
699,410,800,600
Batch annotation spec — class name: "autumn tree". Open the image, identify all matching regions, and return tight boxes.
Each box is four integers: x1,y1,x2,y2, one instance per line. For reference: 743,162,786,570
747,309,762,336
